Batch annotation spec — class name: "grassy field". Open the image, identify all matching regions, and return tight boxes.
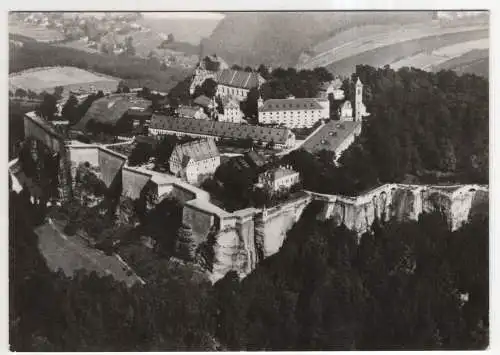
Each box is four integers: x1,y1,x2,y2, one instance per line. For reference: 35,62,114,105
324,29,488,77
9,66,121,93
300,24,488,70
434,49,489,77
9,21,65,42
390,38,489,71
57,38,101,54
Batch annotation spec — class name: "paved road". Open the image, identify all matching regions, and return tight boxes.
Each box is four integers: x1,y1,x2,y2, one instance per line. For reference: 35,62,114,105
35,219,145,287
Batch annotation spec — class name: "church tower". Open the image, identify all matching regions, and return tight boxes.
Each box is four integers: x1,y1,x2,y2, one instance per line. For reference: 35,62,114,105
355,77,363,121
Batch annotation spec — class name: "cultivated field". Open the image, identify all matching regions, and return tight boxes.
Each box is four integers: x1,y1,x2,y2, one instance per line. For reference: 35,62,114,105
323,29,488,77
9,21,65,42
9,66,121,94
390,38,489,71
299,23,488,70
434,49,489,77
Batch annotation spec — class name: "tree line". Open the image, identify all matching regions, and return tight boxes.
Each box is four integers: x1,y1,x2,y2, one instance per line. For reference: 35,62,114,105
10,188,488,351
213,202,488,350
281,65,488,195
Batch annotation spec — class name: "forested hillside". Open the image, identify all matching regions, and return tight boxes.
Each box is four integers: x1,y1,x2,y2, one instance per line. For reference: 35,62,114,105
201,12,434,67
9,192,217,351
283,65,488,195
213,202,488,350
11,191,487,350
9,34,190,92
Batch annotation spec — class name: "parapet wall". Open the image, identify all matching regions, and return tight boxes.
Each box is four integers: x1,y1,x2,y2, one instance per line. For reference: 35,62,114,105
63,139,488,284
312,183,488,235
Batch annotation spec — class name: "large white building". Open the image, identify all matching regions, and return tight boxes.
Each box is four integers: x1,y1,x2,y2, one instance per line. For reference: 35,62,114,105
257,97,330,128
169,139,221,184
257,165,300,193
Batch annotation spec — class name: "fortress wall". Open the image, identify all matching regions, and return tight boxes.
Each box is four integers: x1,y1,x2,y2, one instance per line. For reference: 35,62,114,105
257,194,312,258
122,167,152,200
98,148,127,188
24,114,63,153
182,204,216,245
68,145,100,167
170,184,197,203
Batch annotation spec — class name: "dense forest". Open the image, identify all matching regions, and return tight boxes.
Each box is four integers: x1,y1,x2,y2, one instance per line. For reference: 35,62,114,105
213,202,488,350
10,189,488,351
9,34,190,92
283,65,488,195
10,191,217,351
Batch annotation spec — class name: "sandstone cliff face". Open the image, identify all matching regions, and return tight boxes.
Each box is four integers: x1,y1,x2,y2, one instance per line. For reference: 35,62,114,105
179,183,487,283
210,226,254,283
317,184,488,236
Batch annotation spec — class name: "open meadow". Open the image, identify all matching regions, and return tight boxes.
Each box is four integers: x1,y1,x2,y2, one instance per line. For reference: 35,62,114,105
9,66,121,94
8,21,65,42
389,38,489,71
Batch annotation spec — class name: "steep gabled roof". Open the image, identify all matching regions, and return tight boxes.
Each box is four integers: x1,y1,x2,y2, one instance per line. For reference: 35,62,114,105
216,69,264,90
171,139,220,164
150,115,293,145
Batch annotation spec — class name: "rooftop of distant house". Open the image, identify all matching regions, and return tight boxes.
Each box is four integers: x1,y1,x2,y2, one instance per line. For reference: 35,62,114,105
259,98,325,112
73,94,151,131
216,69,264,90
150,115,294,145
261,165,299,181
301,120,362,155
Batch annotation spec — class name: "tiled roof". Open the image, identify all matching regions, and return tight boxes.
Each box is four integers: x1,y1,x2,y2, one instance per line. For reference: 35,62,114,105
301,120,362,155
171,139,220,164
262,166,299,181
74,94,151,130
259,98,324,112
150,115,293,145
216,69,263,90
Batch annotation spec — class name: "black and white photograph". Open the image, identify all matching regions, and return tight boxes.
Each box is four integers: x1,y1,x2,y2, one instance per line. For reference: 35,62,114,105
8,6,490,351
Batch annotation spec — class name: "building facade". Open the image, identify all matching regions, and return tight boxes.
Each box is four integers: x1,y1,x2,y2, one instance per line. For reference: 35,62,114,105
258,97,330,128
149,115,296,149
257,165,300,193
169,139,221,184
218,98,244,123
339,100,354,121
215,69,265,102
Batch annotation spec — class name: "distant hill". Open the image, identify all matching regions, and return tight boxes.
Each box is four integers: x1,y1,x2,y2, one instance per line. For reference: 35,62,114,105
139,13,223,45
201,12,436,68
